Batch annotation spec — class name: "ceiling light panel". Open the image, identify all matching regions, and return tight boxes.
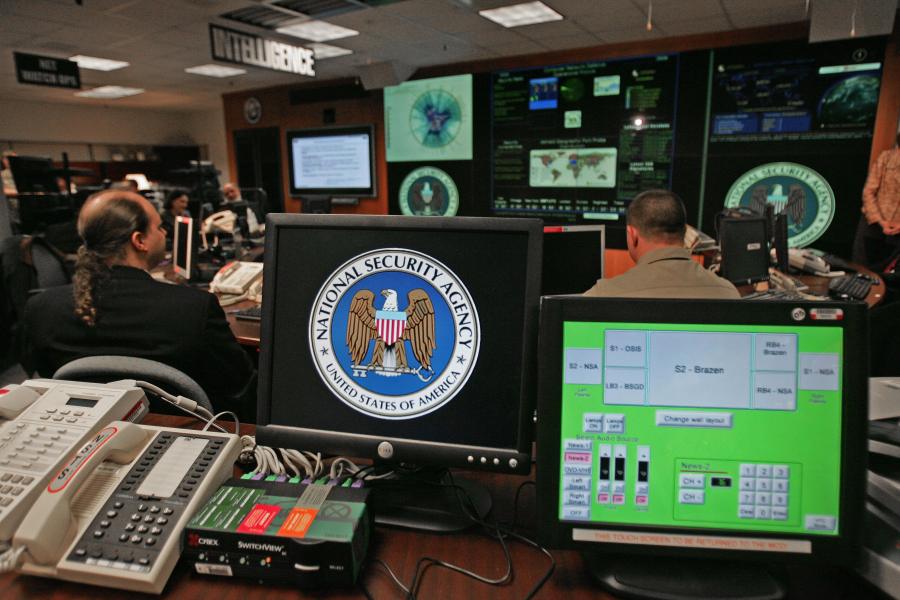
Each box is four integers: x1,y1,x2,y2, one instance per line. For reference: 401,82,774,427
276,20,359,41
307,42,353,59
75,86,145,99
479,1,563,28
69,55,130,71
185,64,247,77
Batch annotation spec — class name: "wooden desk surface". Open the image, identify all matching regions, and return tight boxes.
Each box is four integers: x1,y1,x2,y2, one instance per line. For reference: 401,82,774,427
795,264,886,308
0,414,880,600
224,299,261,347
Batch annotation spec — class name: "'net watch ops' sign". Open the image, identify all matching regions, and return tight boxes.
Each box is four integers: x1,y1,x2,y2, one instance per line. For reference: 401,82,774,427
14,52,80,89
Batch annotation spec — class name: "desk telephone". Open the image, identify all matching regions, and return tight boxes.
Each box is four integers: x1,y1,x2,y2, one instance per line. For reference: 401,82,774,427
210,260,263,296
0,380,240,593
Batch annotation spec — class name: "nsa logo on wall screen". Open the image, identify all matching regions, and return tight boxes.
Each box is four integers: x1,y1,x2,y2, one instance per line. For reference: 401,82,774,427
309,249,480,419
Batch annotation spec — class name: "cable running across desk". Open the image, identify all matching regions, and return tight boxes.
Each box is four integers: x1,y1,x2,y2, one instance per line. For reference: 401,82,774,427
360,470,554,600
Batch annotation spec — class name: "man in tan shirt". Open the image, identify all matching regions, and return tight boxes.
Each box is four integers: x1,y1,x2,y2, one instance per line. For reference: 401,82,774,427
854,132,900,270
584,190,740,299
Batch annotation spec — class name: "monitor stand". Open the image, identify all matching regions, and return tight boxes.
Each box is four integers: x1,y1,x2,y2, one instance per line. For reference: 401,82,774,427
369,468,492,533
584,554,786,600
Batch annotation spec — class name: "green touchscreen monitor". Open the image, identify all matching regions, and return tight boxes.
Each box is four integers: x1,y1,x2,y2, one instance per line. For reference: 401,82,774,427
536,297,867,566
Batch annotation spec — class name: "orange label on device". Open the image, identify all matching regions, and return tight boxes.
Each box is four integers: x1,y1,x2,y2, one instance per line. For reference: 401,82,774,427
237,504,281,534
277,507,318,538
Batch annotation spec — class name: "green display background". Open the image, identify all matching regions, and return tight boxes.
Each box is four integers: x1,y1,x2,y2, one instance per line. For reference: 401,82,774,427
559,321,843,536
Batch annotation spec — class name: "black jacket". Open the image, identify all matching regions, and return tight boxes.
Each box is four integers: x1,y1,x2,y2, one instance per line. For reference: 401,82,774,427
22,265,255,413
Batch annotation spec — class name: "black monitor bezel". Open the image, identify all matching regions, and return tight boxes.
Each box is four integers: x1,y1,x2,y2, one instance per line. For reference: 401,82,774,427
535,296,867,565
256,213,543,475
719,216,771,286
541,224,606,296
285,125,377,198
172,214,193,279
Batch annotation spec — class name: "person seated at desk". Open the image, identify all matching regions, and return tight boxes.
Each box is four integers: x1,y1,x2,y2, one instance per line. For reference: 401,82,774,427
21,189,256,414
220,182,263,237
222,182,242,204
160,189,190,244
585,189,740,299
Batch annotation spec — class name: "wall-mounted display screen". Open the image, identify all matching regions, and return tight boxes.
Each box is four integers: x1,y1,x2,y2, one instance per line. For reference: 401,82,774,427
385,74,474,162
710,46,882,141
490,54,679,224
700,39,885,256
286,126,376,197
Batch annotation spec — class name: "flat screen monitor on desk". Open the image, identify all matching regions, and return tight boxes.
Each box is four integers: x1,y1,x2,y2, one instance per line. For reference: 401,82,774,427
8,155,57,194
256,214,542,531
173,215,194,280
536,296,867,599
542,225,605,295
286,126,375,198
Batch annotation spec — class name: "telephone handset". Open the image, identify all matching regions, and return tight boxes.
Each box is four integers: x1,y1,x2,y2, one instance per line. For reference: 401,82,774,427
210,261,263,296
0,379,149,542
11,420,239,593
788,248,830,275
0,385,41,422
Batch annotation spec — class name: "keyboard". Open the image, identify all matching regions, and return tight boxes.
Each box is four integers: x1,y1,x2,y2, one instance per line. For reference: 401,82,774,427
828,274,874,301
232,305,262,321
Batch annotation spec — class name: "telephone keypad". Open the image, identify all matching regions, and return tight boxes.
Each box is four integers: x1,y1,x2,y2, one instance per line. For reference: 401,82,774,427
0,424,78,518
67,432,227,573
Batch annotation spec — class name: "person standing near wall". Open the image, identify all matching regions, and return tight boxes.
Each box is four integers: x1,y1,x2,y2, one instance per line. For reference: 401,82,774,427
854,131,900,270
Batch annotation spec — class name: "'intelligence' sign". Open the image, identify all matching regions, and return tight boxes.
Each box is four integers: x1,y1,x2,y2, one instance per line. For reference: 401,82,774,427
209,24,315,77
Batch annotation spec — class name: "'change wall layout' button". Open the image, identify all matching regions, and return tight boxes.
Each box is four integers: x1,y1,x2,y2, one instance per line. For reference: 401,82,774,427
656,411,733,428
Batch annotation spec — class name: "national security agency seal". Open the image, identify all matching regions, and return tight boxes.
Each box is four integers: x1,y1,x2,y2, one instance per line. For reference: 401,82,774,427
243,97,262,124
309,248,480,419
399,167,459,217
724,162,835,248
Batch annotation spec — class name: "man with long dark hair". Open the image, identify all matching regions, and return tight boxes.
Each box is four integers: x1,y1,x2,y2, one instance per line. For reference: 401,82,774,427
22,190,255,413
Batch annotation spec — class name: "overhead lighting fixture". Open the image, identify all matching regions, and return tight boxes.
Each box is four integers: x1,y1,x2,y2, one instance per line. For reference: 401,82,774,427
276,20,359,42
479,1,563,28
307,43,353,59
69,55,129,71
185,64,246,78
646,0,653,31
75,86,144,99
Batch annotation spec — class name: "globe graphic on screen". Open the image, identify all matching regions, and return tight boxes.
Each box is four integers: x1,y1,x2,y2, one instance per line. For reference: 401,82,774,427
409,88,462,148
560,77,585,102
817,74,879,126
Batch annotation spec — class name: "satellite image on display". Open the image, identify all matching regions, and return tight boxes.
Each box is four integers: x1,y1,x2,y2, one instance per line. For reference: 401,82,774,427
384,74,473,162
410,88,462,148
529,148,617,188
817,74,879,126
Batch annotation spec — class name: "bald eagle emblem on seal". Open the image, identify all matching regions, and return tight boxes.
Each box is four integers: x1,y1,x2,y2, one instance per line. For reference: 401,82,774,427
347,288,436,381
309,248,480,419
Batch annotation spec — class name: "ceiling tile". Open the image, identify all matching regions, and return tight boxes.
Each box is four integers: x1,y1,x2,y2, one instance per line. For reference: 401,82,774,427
650,0,724,22
0,13,66,36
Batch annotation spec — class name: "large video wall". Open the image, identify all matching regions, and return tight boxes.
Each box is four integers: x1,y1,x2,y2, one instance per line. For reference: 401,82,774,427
382,37,885,255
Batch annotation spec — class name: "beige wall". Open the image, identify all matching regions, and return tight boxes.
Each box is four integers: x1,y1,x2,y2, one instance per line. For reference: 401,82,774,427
0,99,231,181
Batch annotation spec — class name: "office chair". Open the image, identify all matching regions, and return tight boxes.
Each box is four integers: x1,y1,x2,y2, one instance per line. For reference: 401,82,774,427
0,186,12,244
29,236,69,288
53,355,214,413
